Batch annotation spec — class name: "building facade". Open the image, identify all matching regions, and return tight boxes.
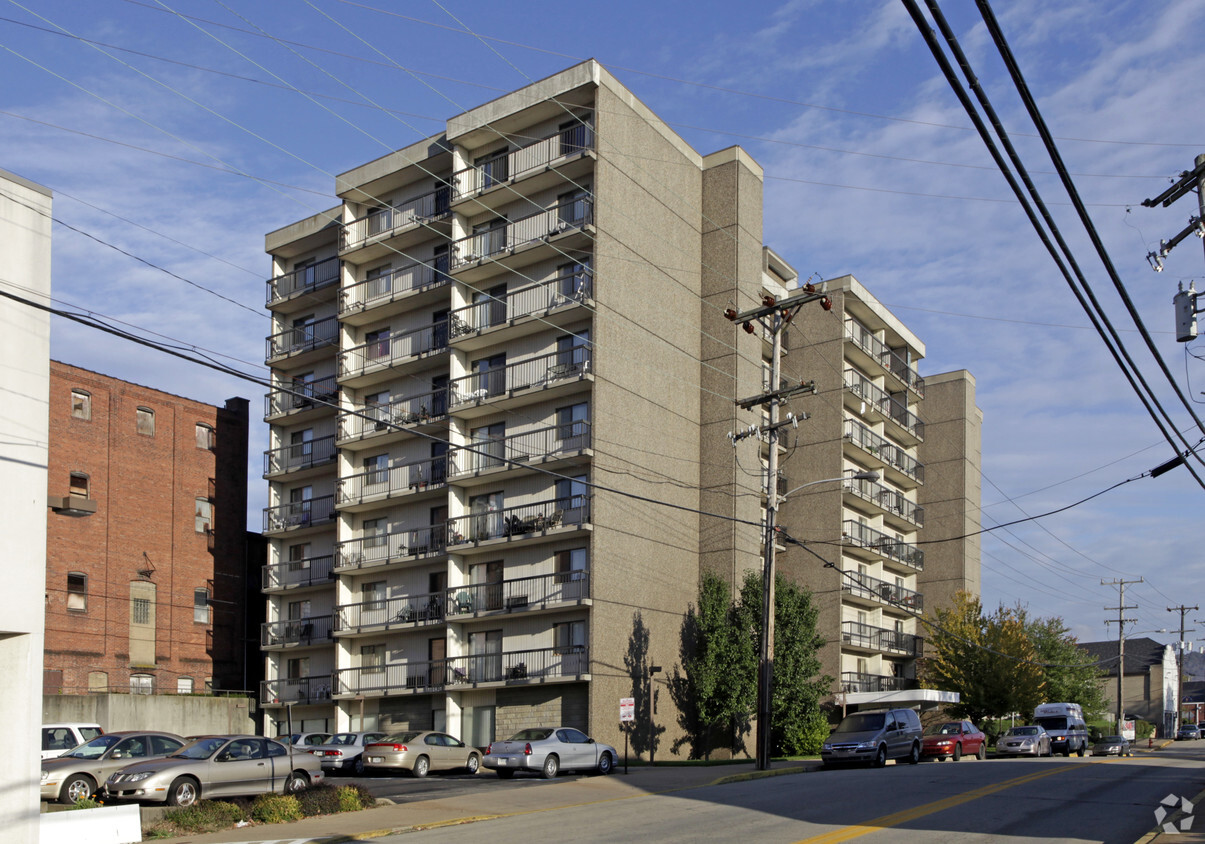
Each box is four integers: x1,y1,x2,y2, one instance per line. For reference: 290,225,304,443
1081,637,1178,737
45,362,253,697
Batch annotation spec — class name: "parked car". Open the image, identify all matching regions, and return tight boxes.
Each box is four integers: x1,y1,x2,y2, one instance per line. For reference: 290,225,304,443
310,731,388,776
277,732,332,749
40,723,104,761
41,731,186,804
102,735,323,806
363,731,481,777
1091,735,1132,757
921,720,987,761
1176,724,1200,741
996,725,1052,757
820,708,924,768
483,727,617,779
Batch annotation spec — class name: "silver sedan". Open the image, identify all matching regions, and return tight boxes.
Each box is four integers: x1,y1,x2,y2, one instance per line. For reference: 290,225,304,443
484,727,617,779
309,731,389,776
996,725,1052,758
41,731,186,804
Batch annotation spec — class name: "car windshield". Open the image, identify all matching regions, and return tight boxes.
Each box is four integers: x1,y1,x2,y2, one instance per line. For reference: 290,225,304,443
328,733,360,745
925,723,961,736
64,734,121,759
508,729,554,742
1099,736,1124,743
377,732,421,744
1008,727,1039,736
170,737,228,760
835,713,885,734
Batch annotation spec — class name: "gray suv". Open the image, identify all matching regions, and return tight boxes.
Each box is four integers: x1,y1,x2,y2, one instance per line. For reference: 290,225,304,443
821,707,923,767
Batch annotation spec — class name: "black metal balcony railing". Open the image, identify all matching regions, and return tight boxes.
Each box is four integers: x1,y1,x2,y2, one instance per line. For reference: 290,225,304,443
447,495,590,546
840,672,918,694
334,645,590,697
449,271,592,338
451,197,593,270
261,674,333,706
266,256,340,307
844,319,925,398
263,494,336,533
841,571,923,612
261,614,334,648
446,570,591,616
843,520,925,571
340,319,449,380
335,524,447,571
338,385,450,442
337,455,448,506
844,370,924,441
335,590,446,632
841,621,923,657
845,476,924,527
450,345,590,407
262,553,335,590
336,660,446,696
341,186,452,252
843,420,924,484
266,315,339,361
449,422,590,476
265,375,338,418
452,124,594,198
264,434,337,476
340,259,451,316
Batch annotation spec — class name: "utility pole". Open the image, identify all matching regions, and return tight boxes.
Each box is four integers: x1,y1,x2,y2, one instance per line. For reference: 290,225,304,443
1168,605,1197,732
1103,578,1141,736
1142,154,1205,340
726,284,830,770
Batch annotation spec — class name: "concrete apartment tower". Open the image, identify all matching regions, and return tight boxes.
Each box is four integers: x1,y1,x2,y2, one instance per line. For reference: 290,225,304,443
258,61,980,754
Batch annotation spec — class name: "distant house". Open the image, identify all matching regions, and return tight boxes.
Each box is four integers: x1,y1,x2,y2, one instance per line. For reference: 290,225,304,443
1078,637,1177,737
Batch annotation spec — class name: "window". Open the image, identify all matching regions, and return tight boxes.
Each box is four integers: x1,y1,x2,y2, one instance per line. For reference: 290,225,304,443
556,259,591,302
195,498,212,533
195,423,215,450
177,677,194,695
555,474,588,524
471,218,507,259
363,517,387,549
554,620,587,652
559,115,590,155
132,597,151,625
473,353,506,397
557,188,589,228
365,390,390,423
365,327,391,363
286,657,309,680
69,472,89,498
363,453,389,486
71,389,91,420
556,330,589,374
471,422,506,471
67,572,87,612
556,403,589,448
295,257,317,290
361,644,384,671
194,588,210,624
475,148,509,189
287,543,311,571
365,264,392,299
136,407,155,436
130,674,153,695
363,581,386,611
287,599,311,621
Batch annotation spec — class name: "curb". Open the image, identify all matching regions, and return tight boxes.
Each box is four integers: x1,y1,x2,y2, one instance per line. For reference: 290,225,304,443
711,765,816,786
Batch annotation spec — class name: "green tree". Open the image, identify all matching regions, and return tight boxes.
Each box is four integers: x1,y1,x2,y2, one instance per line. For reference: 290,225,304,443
1021,612,1108,717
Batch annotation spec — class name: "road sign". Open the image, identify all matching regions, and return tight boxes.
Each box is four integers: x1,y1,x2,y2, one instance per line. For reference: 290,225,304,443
620,697,635,722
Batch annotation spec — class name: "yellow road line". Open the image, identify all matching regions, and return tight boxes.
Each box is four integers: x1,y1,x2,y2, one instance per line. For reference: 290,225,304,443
796,761,1102,844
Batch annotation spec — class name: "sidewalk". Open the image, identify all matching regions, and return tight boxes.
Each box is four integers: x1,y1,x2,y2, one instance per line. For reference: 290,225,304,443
170,760,816,844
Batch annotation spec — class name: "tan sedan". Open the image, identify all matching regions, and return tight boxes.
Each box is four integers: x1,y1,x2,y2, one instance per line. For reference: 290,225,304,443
42,731,186,804
363,731,481,777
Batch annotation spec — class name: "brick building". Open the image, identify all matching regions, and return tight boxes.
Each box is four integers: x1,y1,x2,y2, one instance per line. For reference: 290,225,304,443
45,361,256,696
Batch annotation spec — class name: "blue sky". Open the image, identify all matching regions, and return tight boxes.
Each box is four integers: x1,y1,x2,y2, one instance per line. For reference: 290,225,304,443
2,0,1202,647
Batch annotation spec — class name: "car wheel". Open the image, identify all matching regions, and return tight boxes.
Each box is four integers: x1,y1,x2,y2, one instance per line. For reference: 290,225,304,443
873,745,887,768
952,744,962,762
285,771,309,794
542,754,560,779
1077,744,1086,758
166,777,199,807
413,756,430,778
908,742,921,765
465,754,480,775
352,756,366,777
977,742,987,760
597,752,614,775
495,768,515,779
59,774,96,805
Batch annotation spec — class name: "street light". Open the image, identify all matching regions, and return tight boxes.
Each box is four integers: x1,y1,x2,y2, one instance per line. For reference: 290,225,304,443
755,468,882,770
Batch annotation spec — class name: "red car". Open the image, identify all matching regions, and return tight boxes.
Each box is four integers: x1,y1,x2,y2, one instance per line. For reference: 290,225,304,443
921,720,987,761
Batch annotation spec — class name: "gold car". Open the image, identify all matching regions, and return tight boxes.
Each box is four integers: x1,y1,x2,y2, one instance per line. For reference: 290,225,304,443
363,731,481,777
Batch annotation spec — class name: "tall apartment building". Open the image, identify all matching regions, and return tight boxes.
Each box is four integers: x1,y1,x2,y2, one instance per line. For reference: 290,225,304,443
258,60,980,751
44,362,254,696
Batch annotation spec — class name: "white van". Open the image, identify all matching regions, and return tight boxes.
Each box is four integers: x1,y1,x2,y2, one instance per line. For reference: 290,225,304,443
1033,703,1088,757
41,723,104,760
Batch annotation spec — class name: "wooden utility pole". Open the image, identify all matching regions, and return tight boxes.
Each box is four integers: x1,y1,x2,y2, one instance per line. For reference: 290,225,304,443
1103,578,1141,736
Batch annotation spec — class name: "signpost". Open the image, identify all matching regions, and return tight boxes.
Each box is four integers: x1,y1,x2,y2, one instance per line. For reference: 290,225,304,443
620,697,635,774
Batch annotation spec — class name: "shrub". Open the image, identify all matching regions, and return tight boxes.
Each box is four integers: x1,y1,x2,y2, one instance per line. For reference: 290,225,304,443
338,783,376,810
794,711,832,756
164,800,248,833
68,796,103,810
250,793,302,825
294,784,343,817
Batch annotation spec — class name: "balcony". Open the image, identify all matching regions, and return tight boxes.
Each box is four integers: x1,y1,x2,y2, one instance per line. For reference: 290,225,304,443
450,197,593,283
336,385,449,449
262,553,335,592
449,345,591,420
335,524,447,573
261,614,334,649
266,256,339,310
844,318,924,399
265,375,338,423
266,315,339,366
336,455,448,511
446,570,590,618
340,186,452,261
844,475,924,529
840,672,918,694
843,420,924,487
445,645,590,687
338,319,450,388
841,571,923,613
843,520,924,572
447,495,591,551
261,674,332,707
334,590,445,635
448,421,590,487
844,370,924,444
448,269,592,353
841,621,923,657
451,123,595,211
263,494,336,535
263,434,337,478
335,661,446,697
340,259,451,325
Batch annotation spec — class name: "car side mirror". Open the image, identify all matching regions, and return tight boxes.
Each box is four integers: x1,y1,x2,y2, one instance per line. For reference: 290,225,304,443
587,738,595,744
217,752,232,762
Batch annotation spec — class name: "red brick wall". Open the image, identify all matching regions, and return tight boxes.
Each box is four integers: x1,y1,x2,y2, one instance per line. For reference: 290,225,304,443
45,362,251,695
